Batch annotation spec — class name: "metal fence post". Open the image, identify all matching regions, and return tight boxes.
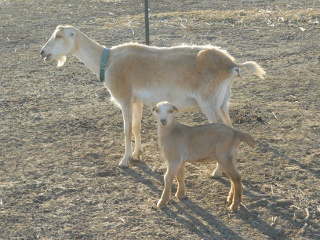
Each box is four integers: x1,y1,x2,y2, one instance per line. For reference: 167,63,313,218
144,0,150,45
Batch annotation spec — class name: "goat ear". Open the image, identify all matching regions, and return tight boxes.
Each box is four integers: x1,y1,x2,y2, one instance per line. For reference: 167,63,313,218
152,106,156,112
173,105,178,113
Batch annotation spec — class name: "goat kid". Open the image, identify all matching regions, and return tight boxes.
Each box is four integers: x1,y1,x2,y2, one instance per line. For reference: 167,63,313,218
41,25,265,174
153,101,256,211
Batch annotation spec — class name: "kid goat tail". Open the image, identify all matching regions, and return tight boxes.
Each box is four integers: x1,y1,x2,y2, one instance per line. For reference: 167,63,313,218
237,61,266,79
236,131,257,148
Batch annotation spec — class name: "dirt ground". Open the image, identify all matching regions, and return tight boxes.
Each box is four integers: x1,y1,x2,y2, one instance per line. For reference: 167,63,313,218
1,0,319,239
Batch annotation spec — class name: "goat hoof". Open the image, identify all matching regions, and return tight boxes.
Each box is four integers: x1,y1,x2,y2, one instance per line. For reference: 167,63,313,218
132,149,143,160
229,204,239,212
175,193,186,200
211,171,223,178
118,158,130,168
157,199,167,208
118,164,129,168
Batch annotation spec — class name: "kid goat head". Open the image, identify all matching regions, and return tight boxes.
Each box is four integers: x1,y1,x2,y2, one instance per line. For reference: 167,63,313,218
153,101,178,126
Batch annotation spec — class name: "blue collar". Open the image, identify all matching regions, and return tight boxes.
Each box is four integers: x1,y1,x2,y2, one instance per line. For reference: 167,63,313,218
100,48,109,82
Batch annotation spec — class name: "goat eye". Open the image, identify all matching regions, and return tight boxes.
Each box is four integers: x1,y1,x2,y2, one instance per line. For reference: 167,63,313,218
169,110,174,113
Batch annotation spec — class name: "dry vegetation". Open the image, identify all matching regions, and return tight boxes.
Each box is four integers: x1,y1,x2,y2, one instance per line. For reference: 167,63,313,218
1,0,319,239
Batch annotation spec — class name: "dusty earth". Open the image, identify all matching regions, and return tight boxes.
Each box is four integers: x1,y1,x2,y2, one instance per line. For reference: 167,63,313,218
1,0,320,239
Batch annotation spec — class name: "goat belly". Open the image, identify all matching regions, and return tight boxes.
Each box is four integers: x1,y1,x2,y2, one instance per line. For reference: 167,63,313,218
133,88,198,111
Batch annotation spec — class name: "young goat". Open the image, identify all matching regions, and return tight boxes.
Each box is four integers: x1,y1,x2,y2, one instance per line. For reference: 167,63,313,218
41,25,265,173
153,101,256,211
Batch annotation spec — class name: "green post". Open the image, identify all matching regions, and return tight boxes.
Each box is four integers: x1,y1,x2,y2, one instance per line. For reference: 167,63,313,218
144,0,150,45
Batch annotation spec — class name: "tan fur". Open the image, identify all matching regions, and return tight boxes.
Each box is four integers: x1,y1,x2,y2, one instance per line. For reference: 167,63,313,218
153,101,256,212
41,25,265,168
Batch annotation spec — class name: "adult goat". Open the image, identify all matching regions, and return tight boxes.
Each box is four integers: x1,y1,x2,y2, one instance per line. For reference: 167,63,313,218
40,25,265,174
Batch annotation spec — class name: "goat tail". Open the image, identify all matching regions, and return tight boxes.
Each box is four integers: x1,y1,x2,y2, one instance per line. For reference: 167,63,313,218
236,131,257,148
237,61,266,79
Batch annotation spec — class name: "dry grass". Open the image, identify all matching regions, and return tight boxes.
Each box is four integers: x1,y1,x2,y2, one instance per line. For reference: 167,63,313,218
100,8,319,29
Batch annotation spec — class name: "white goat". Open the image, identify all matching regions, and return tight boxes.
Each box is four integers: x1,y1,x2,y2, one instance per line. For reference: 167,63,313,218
40,25,265,174
153,101,256,211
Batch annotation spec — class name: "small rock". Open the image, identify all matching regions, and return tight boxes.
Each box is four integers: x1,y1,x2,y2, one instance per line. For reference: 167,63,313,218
257,116,263,122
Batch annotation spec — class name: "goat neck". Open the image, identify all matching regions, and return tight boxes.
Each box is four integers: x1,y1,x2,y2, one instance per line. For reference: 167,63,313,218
72,29,106,78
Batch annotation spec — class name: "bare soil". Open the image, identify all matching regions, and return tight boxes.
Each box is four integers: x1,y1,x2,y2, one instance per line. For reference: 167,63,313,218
1,0,319,239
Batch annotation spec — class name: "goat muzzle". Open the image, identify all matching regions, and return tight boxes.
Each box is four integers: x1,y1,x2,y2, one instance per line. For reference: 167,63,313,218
160,119,167,126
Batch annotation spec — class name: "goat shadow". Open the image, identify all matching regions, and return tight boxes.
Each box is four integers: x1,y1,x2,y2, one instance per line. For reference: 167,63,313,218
125,152,320,239
122,161,276,240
